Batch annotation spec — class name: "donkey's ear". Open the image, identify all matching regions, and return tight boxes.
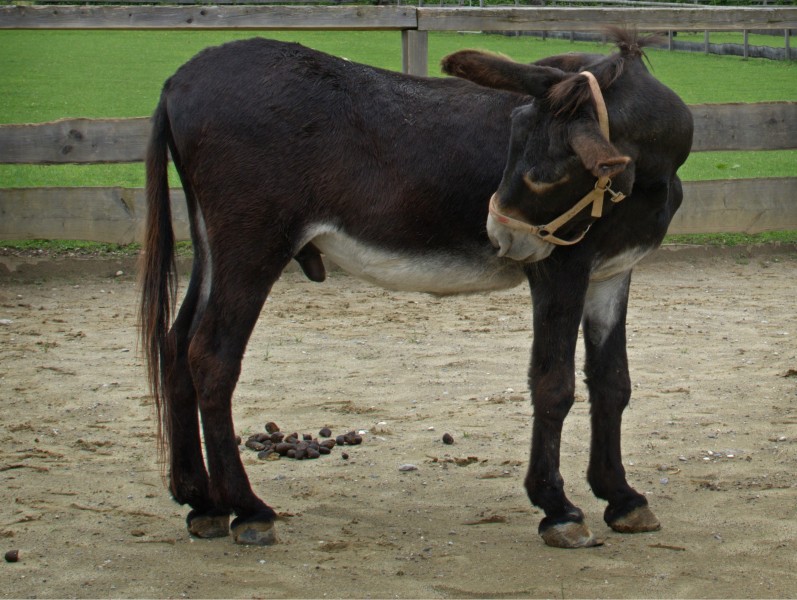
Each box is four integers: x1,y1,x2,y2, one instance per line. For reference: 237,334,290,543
441,50,567,97
569,119,631,178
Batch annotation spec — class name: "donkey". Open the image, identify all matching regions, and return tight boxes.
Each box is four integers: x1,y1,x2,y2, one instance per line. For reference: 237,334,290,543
140,30,693,548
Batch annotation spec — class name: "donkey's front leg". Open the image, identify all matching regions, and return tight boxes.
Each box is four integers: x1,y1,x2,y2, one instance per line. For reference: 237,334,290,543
525,267,599,548
582,272,660,535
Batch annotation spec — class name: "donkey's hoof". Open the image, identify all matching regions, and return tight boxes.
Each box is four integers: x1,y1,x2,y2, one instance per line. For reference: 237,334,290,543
231,518,277,546
187,510,230,539
540,521,603,549
609,505,661,533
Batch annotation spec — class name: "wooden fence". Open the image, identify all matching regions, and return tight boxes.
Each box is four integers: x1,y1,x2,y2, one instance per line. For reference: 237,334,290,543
1,5,796,242
4,5,797,76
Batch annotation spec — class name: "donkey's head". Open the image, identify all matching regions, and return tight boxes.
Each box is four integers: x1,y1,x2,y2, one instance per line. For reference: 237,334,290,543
442,31,684,262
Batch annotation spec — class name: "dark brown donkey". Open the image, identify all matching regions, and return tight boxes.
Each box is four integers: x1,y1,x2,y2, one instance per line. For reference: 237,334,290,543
140,30,693,548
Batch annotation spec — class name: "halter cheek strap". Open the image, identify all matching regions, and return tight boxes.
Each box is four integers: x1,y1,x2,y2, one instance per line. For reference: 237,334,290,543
489,70,627,247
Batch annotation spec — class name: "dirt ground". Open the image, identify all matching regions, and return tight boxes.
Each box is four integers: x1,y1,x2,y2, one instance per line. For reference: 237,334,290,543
1,245,796,599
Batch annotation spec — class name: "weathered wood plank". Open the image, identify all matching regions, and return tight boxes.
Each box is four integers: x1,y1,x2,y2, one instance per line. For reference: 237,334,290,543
0,187,188,244
0,118,150,164
2,5,795,32
402,30,428,78
42,0,327,3
2,103,794,164
691,102,797,152
672,178,797,235
1,179,795,244
0,5,417,30
416,7,797,32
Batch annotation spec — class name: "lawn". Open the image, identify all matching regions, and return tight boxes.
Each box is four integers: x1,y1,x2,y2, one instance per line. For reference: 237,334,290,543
1,29,795,188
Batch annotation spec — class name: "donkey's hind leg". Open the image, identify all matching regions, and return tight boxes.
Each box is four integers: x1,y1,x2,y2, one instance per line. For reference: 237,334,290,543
582,272,660,534
164,262,230,538
188,253,291,545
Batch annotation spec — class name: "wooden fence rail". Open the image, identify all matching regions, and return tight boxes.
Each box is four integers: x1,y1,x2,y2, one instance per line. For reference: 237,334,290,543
2,103,794,165
1,5,795,242
3,5,797,76
1,101,795,242
4,5,796,32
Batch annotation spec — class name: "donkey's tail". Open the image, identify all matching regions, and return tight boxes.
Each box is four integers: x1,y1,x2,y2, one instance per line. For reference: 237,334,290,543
138,94,177,464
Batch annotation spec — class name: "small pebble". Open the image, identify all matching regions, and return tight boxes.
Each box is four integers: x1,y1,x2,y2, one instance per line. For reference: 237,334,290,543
4,549,19,563
265,422,280,434
341,452,349,460
442,433,454,445
398,464,418,472
319,427,332,438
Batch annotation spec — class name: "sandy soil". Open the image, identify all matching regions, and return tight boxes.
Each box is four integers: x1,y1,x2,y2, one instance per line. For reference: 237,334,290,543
1,246,796,599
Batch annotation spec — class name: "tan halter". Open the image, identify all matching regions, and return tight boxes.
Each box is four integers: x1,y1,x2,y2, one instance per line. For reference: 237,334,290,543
488,71,626,247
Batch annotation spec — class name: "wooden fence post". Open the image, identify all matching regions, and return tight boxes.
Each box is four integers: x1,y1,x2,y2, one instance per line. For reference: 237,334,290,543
743,29,749,59
402,29,428,76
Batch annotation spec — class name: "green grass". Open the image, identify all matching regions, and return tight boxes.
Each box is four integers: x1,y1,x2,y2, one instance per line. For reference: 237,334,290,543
678,150,797,182
2,30,796,124
0,238,142,259
664,231,797,247
0,30,795,189
0,238,196,257
3,232,795,256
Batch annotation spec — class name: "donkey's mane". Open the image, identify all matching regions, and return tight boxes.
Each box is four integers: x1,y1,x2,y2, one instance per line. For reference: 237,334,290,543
547,28,660,118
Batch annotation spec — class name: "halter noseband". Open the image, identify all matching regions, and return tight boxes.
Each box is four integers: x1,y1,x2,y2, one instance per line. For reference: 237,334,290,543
488,71,626,247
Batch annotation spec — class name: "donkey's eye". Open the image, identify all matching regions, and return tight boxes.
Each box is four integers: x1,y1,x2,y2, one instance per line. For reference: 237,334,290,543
523,172,571,195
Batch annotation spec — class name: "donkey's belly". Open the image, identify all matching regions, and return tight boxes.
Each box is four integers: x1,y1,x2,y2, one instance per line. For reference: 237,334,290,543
309,227,526,295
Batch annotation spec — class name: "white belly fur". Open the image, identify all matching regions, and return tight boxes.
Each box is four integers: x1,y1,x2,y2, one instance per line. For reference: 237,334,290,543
590,246,653,282
306,225,526,295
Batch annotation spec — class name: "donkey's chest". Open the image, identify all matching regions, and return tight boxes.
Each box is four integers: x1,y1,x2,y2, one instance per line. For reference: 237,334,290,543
308,226,526,295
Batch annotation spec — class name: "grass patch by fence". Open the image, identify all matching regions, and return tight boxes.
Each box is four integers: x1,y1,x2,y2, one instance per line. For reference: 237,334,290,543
1,30,795,189
3,231,796,259
2,30,796,124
